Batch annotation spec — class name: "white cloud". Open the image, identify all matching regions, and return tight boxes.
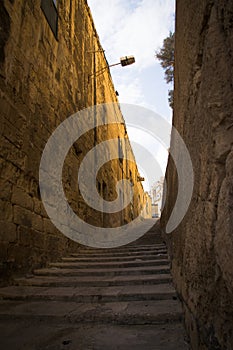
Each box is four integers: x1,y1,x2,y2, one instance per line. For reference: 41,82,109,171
88,0,126,40
87,0,175,113
88,0,175,69
115,75,144,105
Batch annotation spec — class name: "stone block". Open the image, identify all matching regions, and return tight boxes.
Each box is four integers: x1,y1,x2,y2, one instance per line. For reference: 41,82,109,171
11,185,33,210
34,198,47,217
18,226,32,247
31,212,44,232
43,217,56,235
16,174,32,193
0,242,8,261
7,245,32,269
25,147,42,177
31,230,46,250
28,178,40,198
0,94,11,117
0,178,12,201
1,136,26,170
0,160,21,185
46,234,61,253
0,221,17,242
17,176,40,199
2,117,24,149
0,200,13,221
13,205,32,227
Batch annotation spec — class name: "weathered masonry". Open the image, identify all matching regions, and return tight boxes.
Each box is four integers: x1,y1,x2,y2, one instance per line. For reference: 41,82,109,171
0,0,147,281
161,1,233,349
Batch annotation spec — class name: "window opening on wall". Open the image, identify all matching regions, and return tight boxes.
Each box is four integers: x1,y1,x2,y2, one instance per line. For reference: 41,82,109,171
118,137,123,163
41,0,58,39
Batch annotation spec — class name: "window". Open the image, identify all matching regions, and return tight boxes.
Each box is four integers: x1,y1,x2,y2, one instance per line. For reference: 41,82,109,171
118,137,123,163
41,0,58,39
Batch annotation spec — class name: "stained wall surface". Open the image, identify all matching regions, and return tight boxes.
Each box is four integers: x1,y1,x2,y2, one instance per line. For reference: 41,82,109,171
0,0,146,280
161,1,233,348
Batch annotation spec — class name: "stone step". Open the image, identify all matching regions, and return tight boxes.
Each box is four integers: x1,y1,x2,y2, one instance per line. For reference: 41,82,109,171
71,249,167,258
128,232,165,244
77,244,166,254
14,274,172,287
0,284,177,303
49,259,169,270
0,226,189,350
0,299,182,324
34,265,170,277
67,250,168,260
0,321,189,350
62,253,168,263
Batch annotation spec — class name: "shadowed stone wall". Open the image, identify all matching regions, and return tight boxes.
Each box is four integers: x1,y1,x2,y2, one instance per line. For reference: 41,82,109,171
161,1,233,348
0,0,146,281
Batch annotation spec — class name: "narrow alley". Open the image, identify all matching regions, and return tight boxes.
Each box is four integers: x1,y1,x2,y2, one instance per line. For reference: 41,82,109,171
1,0,233,349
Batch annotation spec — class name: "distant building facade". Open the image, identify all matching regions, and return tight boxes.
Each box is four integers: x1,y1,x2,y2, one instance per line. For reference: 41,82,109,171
141,192,152,219
151,176,164,216
151,203,159,218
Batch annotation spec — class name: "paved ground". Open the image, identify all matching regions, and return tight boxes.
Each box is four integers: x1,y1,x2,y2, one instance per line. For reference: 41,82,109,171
0,220,190,349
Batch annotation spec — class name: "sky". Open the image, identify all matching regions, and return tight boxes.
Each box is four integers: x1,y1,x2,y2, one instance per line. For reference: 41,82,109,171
87,0,175,192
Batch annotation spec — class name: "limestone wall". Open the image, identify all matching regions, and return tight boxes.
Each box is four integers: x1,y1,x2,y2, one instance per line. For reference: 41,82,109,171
0,0,145,281
161,1,233,348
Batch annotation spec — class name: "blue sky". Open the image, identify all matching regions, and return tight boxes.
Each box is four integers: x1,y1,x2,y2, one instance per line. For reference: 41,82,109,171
88,0,175,190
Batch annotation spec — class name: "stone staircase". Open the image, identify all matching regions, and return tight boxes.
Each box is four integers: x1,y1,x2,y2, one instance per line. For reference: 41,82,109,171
0,224,189,349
